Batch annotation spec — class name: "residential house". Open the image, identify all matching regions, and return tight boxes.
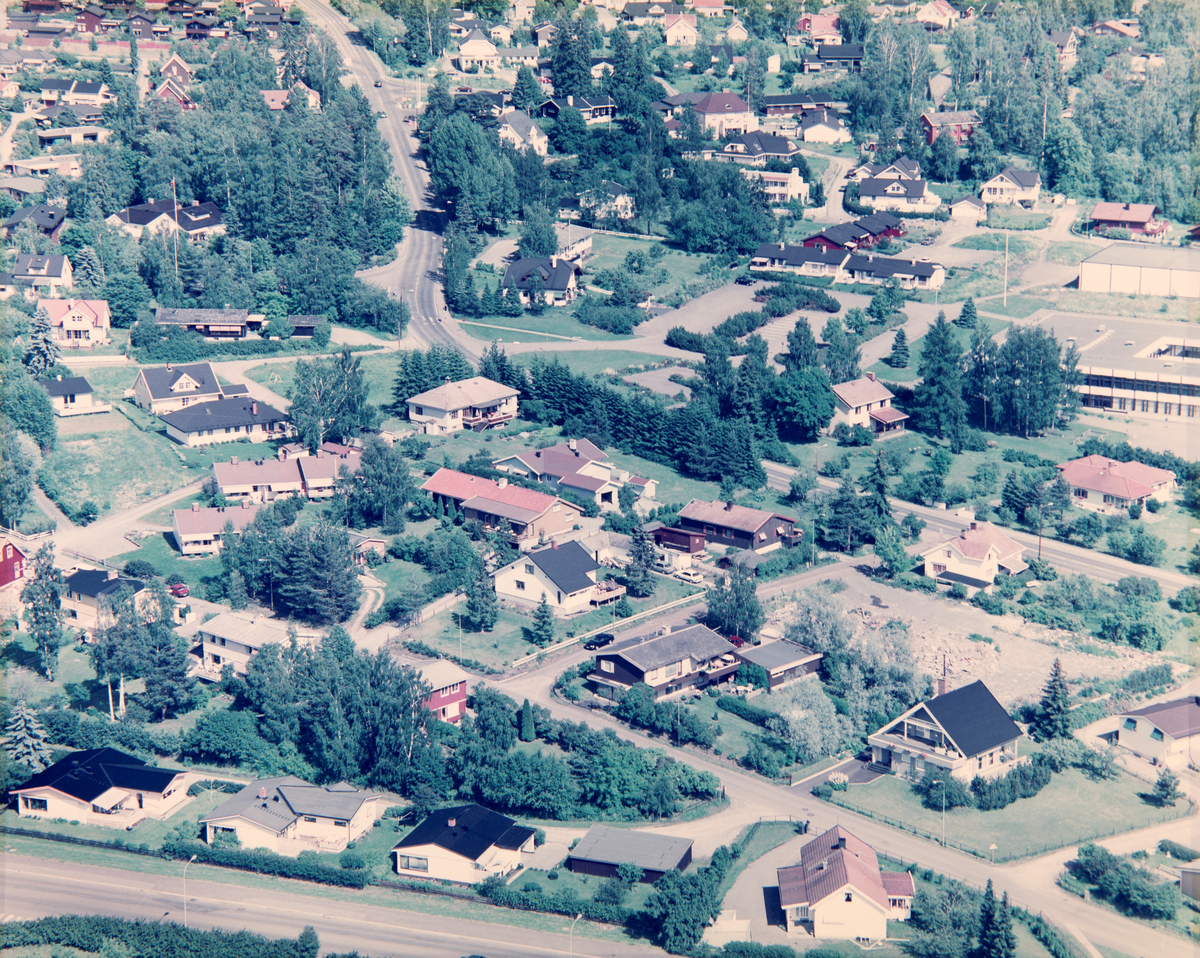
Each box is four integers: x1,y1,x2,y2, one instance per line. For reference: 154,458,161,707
540,94,617,124
75,3,110,31
456,29,499,69
494,540,625,614
573,180,635,222
734,640,822,690
0,539,27,589
750,244,942,289
420,660,470,723
501,256,582,305
497,110,548,155
622,1,687,24
663,12,699,45
421,468,585,548
1090,201,1166,238
689,0,723,16
492,437,656,512
61,568,146,632
0,177,46,203
2,203,65,241
156,78,196,111
590,624,740,697
39,375,111,417
196,610,321,677
840,253,945,290
125,11,156,36
645,521,706,557
11,253,71,293
6,154,83,178
39,80,115,109
36,128,113,149
927,68,954,109
830,373,909,436
171,500,261,555
554,222,595,262
160,398,292,447
200,776,381,856
777,826,914,940
678,499,801,553
1093,18,1139,38
210,446,361,503
568,826,693,882
979,167,1041,206
693,91,757,136
12,748,191,828
923,520,1026,593
1048,28,1078,69
743,167,809,204
245,11,282,37
750,242,847,279
801,43,864,73
406,376,520,434
161,53,195,87
919,107,980,145
949,195,987,222
800,109,852,143
155,307,255,339
39,299,111,344
857,177,941,212
916,0,957,30
489,22,513,43
449,15,488,38
799,12,841,43
393,804,536,883
762,94,822,117
718,131,800,166
285,315,323,337
131,361,230,413
531,20,556,44
867,680,1024,781
1056,454,1176,514
848,157,922,181
724,16,748,40
803,213,906,251
1113,697,1200,769
106,199,226,240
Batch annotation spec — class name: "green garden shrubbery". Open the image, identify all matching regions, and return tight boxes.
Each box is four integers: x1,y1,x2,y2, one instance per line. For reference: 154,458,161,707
162,838,370,888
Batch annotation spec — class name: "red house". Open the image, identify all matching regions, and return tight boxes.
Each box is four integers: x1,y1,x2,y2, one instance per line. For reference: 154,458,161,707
919,108,980,146
419,660,469,723
1090,202,1166,237
0,539,27,589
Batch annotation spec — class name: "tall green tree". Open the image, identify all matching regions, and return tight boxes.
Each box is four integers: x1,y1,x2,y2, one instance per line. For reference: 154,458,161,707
913,312,967,451
25,305,60,378
465,561,499,632
518,203,558,258
549,18,593,100
4,701,54,772
519,698,535,742
0,427,35,529
993,326,1080,437
530,592,556,646
428,113,518,227
930,127,960,182
1043,120,1095,196
288,349,379,451
821,317,861,385
139,625,195,721
511,64,542,113
401,0,431,65
706,562,763,639
771,367,836,442
967,126,1000,184
624,525,657,599
19,545,65,681
887,327,909,368
779,318,819,372
1032,658,1072,740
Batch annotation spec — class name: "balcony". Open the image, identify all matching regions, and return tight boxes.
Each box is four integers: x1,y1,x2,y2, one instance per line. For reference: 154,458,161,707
463,410,514,431
590,580,626,606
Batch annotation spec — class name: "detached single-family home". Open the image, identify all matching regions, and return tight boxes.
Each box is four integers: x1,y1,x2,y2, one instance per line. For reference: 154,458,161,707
919,108,980,145
848,157,922,182
493,540,625,615
406,376,520,434
830,373,909,437
979,167,1041,206
568,825,693,881
393,804,536,883
923,520,1026,594
574,181,635,222
155,307,256,339
1094,18,1139,38
718,131,801,166
867,679,1024,781
501,257,582,306
421,468,585,547
678,500,801,553
802,43,864,73
590,624,740,698
130,361,230,413
6,154,84,178
693,91,758,136
1089,202,1166,238
540,94,617,124
1056,454,1176,514
201,776,381,856
12,748,191,829
2,203,65,240
172,500,261,555
916,0,957,30
106,199,225,240
857,177,941,212
689,0,724,17
209,447,361,504
196,610,322,678
799,12,841,44
800,109,852,143
39,299,111,345
0,176,46,203
777,826,914,940
62,568,146,632
724,16,748,40
742,167,810,205
1114,697,1200,769
492,437,656,512
841,253,944,290
39,375,111,417
420,659,470,723
498,110,548,155
735,640,822,690
663,13,699,45
804,214,906,251
161,53,195,87
1048,29,1078,69
159,398,292,447
157,78,197,111
0,538,28,589
11,253,72,292
949,195,987,222
456,29,499,69
554,223,595,262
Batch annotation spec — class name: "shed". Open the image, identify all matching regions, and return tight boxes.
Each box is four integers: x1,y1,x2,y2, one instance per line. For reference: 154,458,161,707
735,640,822,689
567,824,693,881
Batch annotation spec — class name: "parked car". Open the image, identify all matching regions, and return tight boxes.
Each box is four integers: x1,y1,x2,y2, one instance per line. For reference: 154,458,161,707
675,569,704,584
374,79,383,87
735,275,755,286
726,635,746,647
168,582,190,598
583,632,615,651
921,235,936,246
377,110,387,118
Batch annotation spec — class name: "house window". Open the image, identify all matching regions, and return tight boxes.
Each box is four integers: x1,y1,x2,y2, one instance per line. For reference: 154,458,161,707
23,797,48,811
334,821,348,827
515,580,526,591
845,893,853,902
665,661,680,677
525,564,534,574
978,756,984,769
600,659,615,673
399,855,429,871
1074,488,1088,498
932,564,947,574
1123,718,1137,731
414,406,423,415
1151,729,1164,742
944,550,952,557
304,816,317,822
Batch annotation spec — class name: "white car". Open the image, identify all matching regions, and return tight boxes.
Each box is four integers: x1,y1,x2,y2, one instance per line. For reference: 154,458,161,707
674,569,704,585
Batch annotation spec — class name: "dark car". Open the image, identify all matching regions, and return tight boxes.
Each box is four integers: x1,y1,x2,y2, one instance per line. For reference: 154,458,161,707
374,79,383,87
168,582,190,598
735,275,755,286
583,632,615,651
377,110,387,118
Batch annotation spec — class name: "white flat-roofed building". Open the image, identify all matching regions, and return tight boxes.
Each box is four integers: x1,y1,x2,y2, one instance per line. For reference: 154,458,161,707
1078,244,1200,299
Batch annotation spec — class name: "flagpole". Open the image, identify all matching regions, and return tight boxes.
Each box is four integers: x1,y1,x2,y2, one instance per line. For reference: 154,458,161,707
172,179,179,288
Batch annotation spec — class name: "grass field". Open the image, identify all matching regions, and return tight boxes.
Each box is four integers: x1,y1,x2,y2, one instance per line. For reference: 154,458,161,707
826,768,1189,861
246,351,400,412
985,207,1052,230
585,234,722,300
952,234,1042,256
515,864,657,911
1035,288,1198,323
1046,240,1102,265
513,349,676,379
111,533,224,595
458,314,633,342
975,294,1055,319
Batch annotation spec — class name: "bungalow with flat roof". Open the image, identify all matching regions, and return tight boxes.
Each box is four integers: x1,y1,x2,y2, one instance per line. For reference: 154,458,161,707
1056,454,1176,514
1114,697,1200,769
406,376,520,434
39,375,111,417
159,397,292,447
6,154,83,178
0,176,46,203
735,640,822,690
393,804,536,883
590,624,739,698
201,776,381,856
830,373,908,436
493,539,625,615
421,468,585,547
420,660,470,723
923,520,1025,594
868,680,1023,781
62,568,146,632
678,499,801,553
12,748,191,829
568,825,693,882
172,500,261,555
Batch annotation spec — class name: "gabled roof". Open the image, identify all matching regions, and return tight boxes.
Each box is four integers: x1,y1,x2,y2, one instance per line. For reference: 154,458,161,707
419,659,470,691
693,91,750,115
777,825,889,910
64,568,144,599
752,243,846,269
2,203,65,232
940,520,1023,563
987,166,1040,189
500,110,543,141
201,775,378,832
395,804,535,861
736,639,820,673
111,199,224,232
422,468,563,518
724,131,798,157
12,253,69,278
160,397,288,433
1090,201,1158,223
520,540,599,594
844,253,938,280
172,502,261,536
12,747,183,803
39,375,93,397
921,680,1022,758
679,499,794,535
212,457,303,490
605,624,732,671
858,177,930,199
951,195,986,210
406,375,519,409
817,42,863,58
570,825,692,872
831,375,895,408
502,257,579,293
921,108,980,126
1122,697,1200,739
137,361,223,400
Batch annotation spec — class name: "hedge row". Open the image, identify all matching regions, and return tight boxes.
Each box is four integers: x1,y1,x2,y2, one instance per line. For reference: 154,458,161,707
161,838,370,888
480,878,633,925
401,640,503,675
717,695,776,728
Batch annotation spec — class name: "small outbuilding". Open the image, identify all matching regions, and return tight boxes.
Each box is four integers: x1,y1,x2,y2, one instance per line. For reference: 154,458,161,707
735,640,822,689
567,824,693,882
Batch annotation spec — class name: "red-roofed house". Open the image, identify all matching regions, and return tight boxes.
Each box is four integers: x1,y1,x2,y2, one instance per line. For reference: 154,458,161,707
677,500,801,553
172,500,261,554
1090,202,1167,237
688,0,724,17
829,372,908,437
777,825,913,940
799,13,841,44
693,91,757,137
1056,454,1176,514
39,298,111,344
421,468,585,548
492,438,657,512
663,13,699,44
924,520,1025,593
210,445,362,503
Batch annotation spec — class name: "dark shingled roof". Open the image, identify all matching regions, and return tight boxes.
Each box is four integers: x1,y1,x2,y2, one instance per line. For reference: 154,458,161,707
39,375,93,397
607,624,732,671
394,804,535,861
924,680,1022,758
13,747,182,803
65,568,144,599
138,361,223,401
569,824,692,872
160,397,288,433
524,540,599,594
112,199,224,233
3,203,65,232
502,257,579,293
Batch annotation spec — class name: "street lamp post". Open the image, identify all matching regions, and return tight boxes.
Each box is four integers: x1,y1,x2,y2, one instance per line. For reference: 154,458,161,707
183,853,198,929
940,780,947,848
569,912,583,958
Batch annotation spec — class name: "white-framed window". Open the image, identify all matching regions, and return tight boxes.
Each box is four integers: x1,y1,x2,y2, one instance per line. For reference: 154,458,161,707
525,564,534,574
515,579,526,591
600,659,614,673
399,855,429,871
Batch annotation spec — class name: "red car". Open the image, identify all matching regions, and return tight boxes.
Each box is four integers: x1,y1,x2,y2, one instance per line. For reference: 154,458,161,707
168,582,190,598
726,635,745,648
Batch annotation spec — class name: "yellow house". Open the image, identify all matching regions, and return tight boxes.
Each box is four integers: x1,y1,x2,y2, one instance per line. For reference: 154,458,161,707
39,298,111,344
130,361,227,414
406,376,520,435
778,826,914,940
493,540,625,615
393,804,536,883
159,397,293,447
923,520,1025,594
979,167,1041,206
1114,697,1200,769
200,776,381,857
664,13,699,45
12,747,191,829
61,568,148,633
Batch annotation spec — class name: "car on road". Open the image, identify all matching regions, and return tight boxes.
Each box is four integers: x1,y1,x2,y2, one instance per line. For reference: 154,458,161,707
374,79,383,87
377,110,387,118
921,235,936,246
675,569,704,584
735,275,755,286
583,632,616,651
168,582,190,598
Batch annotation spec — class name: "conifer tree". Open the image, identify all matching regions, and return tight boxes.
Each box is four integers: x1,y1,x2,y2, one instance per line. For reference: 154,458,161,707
511,64,542,113
624,525,657,598
994,892,1017,958
530,592,556,646
957,296,978,330
25,305,60,378
4,701,54,772
229,569,249,610
465,562,499,632
1032,658,1072,740
20,544,64,681
519,698,535,741
887,327,910,368
978,879,998,956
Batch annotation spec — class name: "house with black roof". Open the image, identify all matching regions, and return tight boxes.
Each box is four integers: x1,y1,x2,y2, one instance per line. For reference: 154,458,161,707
393,804,536,883
716,131,801,166
160,397,292,447
11,252,71,292
131,360,241,413
2,202,65,240
493,539,625,615
590,623,740,698
106,199,226,241
12,747,191,827
501,256,581,306
39,374,111,417
62,567,146,631
867,680,1023,781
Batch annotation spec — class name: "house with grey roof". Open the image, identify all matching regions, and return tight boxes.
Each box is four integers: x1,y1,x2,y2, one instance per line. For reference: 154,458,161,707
2,202,65,240
979,166,1041,207
1114,696,1200,769
717,131,801,166
590,623,740,698
734,640,822,689
493,539,625,615
498,110,548,156
200,775,381,856
568,825,693,881
857,176,941,212
11,252,71,292
131,361,234,414
154,307,255,339
39,374,111,417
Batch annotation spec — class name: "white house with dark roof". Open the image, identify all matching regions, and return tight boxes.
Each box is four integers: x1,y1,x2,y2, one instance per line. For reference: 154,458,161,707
131,362,228,413
39,374,111,416
799,109,851,143
501,257,582,306
492,437,656,511
406,376,520,434
201,776,381,856
11,252,71,292
678,499,801,553
1056,454,1176,514
393,804,536,883
868,679,1024,781
777,825,913,940
716,131,800,166
857,177,941,212
829,372,908,436
949,194,987,222
498,110,548,155
923,519,1025,593
62,568,147,631
590,623,740,697
159,397,293,447
848,157,922,182
493,539,624,614
106,199,226,240
979,167,1041,206
1114,697,1200,768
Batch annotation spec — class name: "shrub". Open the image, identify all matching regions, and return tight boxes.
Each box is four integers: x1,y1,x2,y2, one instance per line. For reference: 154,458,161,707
122,558,159,579
972,592,1006,615
161,838,368,888
912,770,974,809
812,783,833,800
717,695,775,728
339,850,366,870
948,582,968,599
1120,664,1173,694
827,771,848,791
970,763,1052,811
1157,839,1200,862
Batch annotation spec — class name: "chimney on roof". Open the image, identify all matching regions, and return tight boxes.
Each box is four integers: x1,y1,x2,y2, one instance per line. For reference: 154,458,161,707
865,371,875,381
108,568,118,580
166,362,172,372
969,521,978,531
779,241,785,250
569,438,577,453
258,786,268,799
231,456,238,465
550,254,558,268
725,500,734,511
448,817,456,827
552,540,558,549
57,373,62,381
836,836,846,849
242,498,250,509
566,95,573,106
317,450,324,459
192,502,199,512
251,401,258,416
498,477,508,489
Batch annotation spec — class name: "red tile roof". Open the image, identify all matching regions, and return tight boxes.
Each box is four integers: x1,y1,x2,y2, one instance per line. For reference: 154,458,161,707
947,520,1023,562
881,871,915,897
1057,455,1175,500
173,502,260,535
777,825,890,910
422,468,560,514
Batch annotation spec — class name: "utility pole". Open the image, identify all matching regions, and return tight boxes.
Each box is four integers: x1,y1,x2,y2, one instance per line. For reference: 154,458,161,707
1003,230,1008,308
171,177,180,288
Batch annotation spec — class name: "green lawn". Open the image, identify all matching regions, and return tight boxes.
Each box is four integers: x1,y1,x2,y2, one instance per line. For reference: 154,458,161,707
985,206,1052,230
975,294,1055,319
713,821,801,899
515,865,656,911
603,447,722,506
868,317,1012,383
245,351,400,413
1046,241,1101,266
1036,288,1198,323
585,234,722,298
110,534,224,596
825,769,1190,861
514,349,677,379
952,234,1042,256
2,632,101,708
457,312,635,343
